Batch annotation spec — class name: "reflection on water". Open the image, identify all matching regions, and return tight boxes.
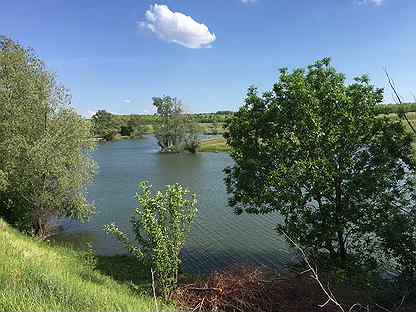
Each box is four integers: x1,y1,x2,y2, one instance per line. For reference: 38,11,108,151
56,136,289,273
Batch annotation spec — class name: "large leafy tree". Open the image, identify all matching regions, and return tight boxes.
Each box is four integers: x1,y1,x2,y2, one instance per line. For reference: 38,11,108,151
225,58,416,276
0,37,96,237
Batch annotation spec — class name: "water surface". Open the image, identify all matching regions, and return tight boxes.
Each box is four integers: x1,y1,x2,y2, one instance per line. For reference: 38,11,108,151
59,136,289,273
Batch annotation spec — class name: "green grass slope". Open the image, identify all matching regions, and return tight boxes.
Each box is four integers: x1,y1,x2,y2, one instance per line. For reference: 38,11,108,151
0,219,169,312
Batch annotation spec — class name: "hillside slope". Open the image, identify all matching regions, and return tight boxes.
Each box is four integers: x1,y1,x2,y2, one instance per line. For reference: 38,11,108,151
0,219,166,312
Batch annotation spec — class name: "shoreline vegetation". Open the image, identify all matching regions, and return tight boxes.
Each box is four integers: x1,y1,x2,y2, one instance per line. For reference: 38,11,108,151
93,110,416,154
94,135,231,153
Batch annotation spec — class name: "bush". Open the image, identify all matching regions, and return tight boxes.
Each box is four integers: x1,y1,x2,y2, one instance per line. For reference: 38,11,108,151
105,181,198,299
120,125,134,136
102,130,119,142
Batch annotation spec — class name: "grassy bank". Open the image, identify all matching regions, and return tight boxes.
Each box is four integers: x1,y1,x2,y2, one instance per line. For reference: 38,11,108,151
199,137,230,152
0,219,171,312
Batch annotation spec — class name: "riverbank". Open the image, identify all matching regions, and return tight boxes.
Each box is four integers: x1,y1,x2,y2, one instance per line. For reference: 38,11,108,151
199,137,230,152
0,218,172,312
94,135,231,153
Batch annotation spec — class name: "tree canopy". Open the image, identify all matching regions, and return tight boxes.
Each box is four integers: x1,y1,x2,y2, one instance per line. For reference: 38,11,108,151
0,37,96,237
224,58,416,277
91,110,117,140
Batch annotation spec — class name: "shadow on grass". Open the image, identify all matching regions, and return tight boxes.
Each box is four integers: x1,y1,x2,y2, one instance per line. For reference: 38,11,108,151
95,255,153,294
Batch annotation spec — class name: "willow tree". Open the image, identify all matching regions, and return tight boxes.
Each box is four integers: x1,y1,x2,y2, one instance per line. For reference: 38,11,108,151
225,58,416,277
0,37,96,237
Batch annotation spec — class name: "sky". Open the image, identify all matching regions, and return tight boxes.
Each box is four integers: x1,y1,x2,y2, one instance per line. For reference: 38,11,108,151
0,0,415,116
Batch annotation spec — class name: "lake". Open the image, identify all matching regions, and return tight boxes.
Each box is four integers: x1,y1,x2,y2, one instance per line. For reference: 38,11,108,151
58,135,290,274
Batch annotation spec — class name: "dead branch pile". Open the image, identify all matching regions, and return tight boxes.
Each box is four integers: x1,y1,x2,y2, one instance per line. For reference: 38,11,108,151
171,265,338,312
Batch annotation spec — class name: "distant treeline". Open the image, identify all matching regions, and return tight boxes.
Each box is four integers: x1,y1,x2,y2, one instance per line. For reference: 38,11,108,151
375,102,416,114
110,111,234,124
91,110,233,140
93,104,416,140
110,104,416,123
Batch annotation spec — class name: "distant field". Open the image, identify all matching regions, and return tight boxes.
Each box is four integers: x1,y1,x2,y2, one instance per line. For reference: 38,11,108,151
199,137,230,152
383,111,416,134
375,102,416,115
198,122,226,135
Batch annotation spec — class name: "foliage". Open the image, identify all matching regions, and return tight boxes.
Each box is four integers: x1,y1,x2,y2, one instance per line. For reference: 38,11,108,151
224,58,416,279
89,112,229,138
105,181,198,299
0,218,173,312
183,122,202,153
91,110,118,140
102,130,119,142
91,111,145,140
120,125,134,137
0,37,96,237
153,96,201,152
0,170,7,192
110,112,232,126
192,112,233,123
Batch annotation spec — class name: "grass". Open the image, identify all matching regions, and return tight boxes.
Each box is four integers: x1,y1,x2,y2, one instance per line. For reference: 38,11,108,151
0,219,173,312
199,137,230,153
197,122,226,135
198,114,416,154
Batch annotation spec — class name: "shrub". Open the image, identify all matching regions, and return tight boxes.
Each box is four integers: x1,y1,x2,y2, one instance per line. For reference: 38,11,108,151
105,181,198,299
120,125,134,136
102,130,119,142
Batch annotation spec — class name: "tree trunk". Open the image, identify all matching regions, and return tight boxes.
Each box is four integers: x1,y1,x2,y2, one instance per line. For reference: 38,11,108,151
317,195,336,257
335,176,346,262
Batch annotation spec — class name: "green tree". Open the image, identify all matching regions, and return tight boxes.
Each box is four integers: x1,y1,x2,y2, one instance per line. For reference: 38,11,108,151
0,37,96,237
153,96,200,152
224,58,416,277
120,125,134,136
105,181,198,299
183,122,201,153
91,110,118,140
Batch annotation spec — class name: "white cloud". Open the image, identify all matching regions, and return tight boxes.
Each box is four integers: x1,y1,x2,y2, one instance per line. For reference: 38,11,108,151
123,99,132,104
241,0,257,4
139,4,216,49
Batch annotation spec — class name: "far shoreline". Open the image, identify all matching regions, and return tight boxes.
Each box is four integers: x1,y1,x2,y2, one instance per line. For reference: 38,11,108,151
94,135,230,153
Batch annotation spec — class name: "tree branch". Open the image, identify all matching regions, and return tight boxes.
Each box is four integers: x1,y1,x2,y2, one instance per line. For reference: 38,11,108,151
384,69,416,135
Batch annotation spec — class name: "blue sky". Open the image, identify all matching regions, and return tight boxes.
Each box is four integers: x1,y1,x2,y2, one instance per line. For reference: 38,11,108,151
1,0,415,115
